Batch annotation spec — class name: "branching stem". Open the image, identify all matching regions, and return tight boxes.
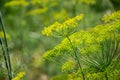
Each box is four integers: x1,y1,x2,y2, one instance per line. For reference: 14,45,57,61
66,36,85,80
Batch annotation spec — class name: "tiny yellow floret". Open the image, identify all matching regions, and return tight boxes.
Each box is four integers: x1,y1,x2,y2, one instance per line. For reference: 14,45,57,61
42,14,84,37
12,72,25,80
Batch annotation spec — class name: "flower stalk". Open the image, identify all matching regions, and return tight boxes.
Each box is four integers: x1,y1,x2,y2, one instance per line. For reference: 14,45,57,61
66,35,85,80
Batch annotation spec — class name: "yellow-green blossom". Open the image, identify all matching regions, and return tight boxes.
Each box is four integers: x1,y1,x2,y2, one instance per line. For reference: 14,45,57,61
42,41,72,61
102,10,120,22
42,11,120,74
42,22,61,36
12,72,25,80
62,60,76,72
42,14,84,37
4,0,29,7
27,8,48,15
43,12,120,61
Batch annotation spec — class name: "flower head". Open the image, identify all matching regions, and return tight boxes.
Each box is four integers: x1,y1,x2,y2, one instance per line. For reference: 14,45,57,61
62,60,76,72
12,72,25,80
102,10,120,22
42,14,84,37
4,0,29,7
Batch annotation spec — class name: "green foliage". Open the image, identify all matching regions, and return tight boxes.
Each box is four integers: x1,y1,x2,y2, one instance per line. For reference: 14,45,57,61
0,31,11,40
4,0,29,7
0,0,120,80
50,74,68,80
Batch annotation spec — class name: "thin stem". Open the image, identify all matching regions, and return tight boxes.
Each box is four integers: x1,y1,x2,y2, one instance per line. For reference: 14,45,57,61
0,11,12,80
66,36,85,80
0,39,11,80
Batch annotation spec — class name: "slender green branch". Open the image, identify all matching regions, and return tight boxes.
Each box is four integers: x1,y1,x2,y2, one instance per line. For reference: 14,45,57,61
0,11,12,80
0,39,11,80
66,36,85,80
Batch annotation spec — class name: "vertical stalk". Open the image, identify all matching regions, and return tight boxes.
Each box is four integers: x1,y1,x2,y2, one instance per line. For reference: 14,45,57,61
0,39,11,80
0,11,12,80
66,36,85,80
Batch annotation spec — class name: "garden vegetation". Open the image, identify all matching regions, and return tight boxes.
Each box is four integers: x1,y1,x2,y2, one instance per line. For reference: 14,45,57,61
0,0,120,80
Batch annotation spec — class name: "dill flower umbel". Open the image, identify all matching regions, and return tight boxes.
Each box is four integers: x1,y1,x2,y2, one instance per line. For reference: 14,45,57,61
4,0,29,7
62,60,76,72
12,72,25,80
102,10,120,22
27,8,48,15
42,12,120,61
42,14,84,37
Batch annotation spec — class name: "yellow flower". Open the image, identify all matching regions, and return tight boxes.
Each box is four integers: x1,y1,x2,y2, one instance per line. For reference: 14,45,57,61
27,8,48,15
62,60,76,72
4,0,29,7
102,10,120,22
12,72,25,80
42,14,84,37
42,22,61,36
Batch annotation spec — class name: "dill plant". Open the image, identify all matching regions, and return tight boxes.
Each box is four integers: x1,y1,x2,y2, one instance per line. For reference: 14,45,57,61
0,12,12,80
42,11,120,80
42,14,85,80
0,11,26,80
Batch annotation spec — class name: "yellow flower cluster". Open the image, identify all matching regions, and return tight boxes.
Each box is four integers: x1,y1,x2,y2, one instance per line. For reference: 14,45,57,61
42,14,84,37
42,22,61,36
4,0,56,8
61,60,76,72
102,10,120,22
27,8,48,15
12,72,25,80
43,10,120,80
42,10,120,62
42,41,72,61
86,72,105,80
4,0,29,7
92,20,120,42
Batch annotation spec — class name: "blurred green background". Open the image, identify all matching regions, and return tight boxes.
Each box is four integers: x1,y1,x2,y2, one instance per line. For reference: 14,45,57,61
0,0,120,80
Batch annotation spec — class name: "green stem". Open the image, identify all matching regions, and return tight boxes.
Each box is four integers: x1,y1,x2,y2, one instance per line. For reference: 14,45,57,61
0,39,11,80
66,36,85,80
0,11,12,80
